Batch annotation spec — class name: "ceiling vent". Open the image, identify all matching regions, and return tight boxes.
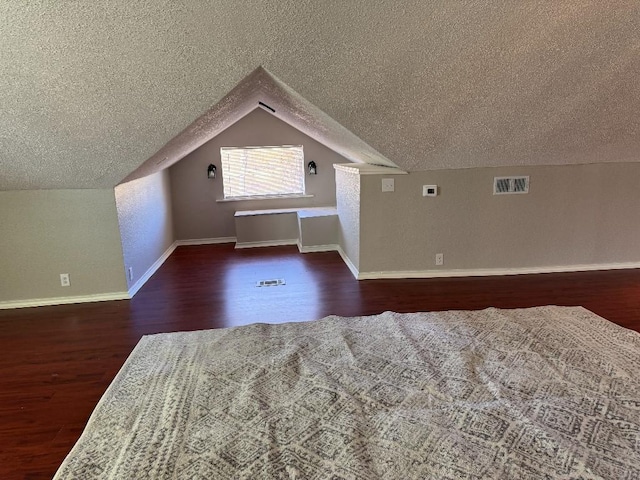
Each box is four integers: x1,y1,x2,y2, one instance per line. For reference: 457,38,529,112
493,176,529,195
258,101,276,113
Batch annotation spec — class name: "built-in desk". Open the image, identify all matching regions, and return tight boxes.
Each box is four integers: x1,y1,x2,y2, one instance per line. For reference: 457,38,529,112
234,207,338,251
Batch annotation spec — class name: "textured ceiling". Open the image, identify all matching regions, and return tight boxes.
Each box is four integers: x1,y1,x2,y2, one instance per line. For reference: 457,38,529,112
123,66,397,184
1,1,639,190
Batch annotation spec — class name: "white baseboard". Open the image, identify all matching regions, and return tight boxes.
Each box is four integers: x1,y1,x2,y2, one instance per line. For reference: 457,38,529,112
175,237,237,246
357,261,640,280
297,243,339,253
336,245,360,279
0,292,130,310
235,239,299,249
127,242,178,297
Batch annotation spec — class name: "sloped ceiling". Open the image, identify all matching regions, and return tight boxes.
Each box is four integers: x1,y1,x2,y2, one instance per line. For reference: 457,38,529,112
123,66,397,184
1,1,639,190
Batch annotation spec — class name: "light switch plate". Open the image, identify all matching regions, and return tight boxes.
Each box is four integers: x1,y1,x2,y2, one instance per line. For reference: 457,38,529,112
382,178,395,192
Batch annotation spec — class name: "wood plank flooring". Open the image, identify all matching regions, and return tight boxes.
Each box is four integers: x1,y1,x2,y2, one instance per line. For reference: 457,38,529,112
1,244,639,479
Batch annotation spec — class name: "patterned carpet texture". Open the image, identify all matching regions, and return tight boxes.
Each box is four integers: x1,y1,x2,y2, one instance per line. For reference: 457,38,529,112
54,307,640,479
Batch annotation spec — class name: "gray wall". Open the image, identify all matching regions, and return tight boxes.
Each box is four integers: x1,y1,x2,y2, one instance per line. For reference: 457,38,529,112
0,189,127,303
2,160,637,306
358,162,640,274
335,168,361,269
235,212,298,245
298,215,338,249
169,108,348,240
115,170,175,289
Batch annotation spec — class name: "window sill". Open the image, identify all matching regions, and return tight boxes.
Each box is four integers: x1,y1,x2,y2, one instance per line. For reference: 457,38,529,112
216,194,314,203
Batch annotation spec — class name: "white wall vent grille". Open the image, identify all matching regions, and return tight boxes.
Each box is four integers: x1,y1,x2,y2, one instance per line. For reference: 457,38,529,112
493,176,529,195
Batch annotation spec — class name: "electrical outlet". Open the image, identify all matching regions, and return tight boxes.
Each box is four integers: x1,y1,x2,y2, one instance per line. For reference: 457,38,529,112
382,178,395,192
60,273,70,287
435,253,444,266
128,267,133,282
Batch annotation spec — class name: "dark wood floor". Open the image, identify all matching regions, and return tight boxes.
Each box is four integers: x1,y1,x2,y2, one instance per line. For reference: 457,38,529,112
1,244,639,479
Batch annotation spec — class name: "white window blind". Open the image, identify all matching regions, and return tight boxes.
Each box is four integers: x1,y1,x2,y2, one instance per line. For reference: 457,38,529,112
220,145,305,199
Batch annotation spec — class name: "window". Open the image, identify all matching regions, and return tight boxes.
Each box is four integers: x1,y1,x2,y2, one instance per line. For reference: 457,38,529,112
220,145,305,199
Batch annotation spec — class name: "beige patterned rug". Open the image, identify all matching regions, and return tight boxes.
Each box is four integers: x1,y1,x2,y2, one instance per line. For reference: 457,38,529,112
54,306,640,479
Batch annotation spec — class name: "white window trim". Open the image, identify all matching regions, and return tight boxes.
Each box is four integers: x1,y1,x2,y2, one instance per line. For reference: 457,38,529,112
216,193,314,203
